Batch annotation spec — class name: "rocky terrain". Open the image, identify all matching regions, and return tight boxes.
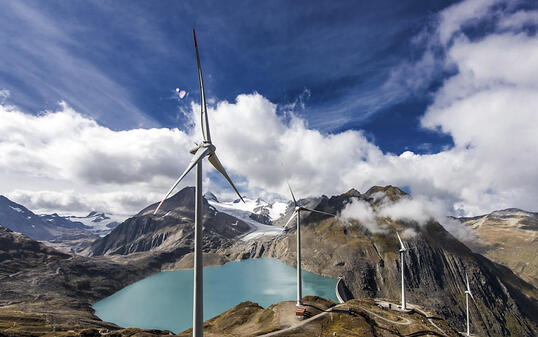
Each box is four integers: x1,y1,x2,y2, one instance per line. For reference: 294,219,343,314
0,195,99,253
232,186,538,337
178,296,461,337
0,225,462,337
0,225,170,336
41,211,122,237
1,186,537,336
84,186,538,336
455,209,538,288
86,187,253,257
0,195,59,241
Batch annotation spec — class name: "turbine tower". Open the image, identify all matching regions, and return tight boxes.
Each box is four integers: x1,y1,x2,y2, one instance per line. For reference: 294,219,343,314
464,273,475,336
396,231,407,310
283,182,336,306
153,30,244,337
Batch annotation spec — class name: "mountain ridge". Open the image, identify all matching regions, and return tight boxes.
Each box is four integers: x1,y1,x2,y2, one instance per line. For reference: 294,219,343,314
86,185,538,336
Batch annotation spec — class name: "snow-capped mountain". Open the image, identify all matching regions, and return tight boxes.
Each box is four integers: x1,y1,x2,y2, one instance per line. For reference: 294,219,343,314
61,211,123,237
39,213,91,231
0,195,57,240
39,211,123,237
204,192,289,240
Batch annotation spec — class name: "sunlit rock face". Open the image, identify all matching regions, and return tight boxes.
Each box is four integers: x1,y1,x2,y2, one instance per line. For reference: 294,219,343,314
237,186,538,337
87,187,252,256
86,185,537,336
455,208,538,288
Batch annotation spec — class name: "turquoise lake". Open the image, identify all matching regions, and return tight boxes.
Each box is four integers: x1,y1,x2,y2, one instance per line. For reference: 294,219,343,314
93,258,338,333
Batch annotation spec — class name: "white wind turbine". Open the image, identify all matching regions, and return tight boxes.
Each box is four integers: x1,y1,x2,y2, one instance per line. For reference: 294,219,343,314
153,30,244,337
283,181,336,306
464,273,475,336
396,231,408,310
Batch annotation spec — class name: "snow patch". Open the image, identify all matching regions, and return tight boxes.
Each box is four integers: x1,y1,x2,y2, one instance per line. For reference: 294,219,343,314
207,199,283,241
8,206,23,213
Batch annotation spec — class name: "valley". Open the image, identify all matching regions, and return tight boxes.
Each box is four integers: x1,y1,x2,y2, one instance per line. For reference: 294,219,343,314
0,186,537,336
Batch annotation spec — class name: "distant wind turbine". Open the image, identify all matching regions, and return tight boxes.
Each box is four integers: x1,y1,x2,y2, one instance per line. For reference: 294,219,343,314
464,273,475,336
153,29,245,337
396,231,407,310
283,181,336,306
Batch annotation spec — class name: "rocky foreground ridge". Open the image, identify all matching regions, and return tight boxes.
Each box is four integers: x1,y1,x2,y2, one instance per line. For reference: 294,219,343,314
0,186,537,336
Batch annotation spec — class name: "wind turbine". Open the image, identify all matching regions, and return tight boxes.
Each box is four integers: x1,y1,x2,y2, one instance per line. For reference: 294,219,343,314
153,30,244,337
396,231,407,310
464,273,475,336
283,181,336,306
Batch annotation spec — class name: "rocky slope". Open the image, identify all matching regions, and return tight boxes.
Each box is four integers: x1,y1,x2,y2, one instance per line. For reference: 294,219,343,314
0,196,99,253
0,195,58,241
86,185,538,336
455,208,538,288
0,225,171,335
0,215,463,337
178,296,461,337
86,187,253,257
226,186,538,337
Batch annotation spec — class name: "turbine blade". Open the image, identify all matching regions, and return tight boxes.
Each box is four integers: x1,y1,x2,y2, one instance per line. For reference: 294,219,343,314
193,29,211,143
283,211,298,229
466,273,471,292
208,152,245,203
153,146,210,215
286,180,297,206
396,231,405,250
302,207,336,217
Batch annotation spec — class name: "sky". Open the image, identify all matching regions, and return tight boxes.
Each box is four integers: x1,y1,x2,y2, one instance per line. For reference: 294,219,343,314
1,0,537,223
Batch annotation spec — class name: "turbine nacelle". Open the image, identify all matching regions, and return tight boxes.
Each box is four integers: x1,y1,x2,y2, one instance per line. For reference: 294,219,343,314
281,180,337,231
190,142,215,154
153,30,244,217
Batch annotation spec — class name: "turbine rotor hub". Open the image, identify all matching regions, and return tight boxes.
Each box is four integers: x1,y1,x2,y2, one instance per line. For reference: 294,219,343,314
202,142,216,153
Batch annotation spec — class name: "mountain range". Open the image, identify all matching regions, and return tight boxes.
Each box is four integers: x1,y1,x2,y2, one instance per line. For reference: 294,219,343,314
0,187,537,336
85,186,538,337
0,195,124,253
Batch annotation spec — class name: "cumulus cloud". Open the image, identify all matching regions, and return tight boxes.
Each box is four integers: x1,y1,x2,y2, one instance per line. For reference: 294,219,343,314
6,189,160,217
438,0,501,45
377,196,446,225
338,193,474,241
339,198,382,233
0,0,537,240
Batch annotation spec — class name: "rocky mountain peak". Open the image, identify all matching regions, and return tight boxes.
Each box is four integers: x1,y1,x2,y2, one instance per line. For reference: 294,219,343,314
204,191,219,203
365,185,407,201
343,188,361,197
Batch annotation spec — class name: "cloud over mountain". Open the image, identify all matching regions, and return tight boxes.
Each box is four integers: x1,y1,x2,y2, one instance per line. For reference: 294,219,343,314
1,0,537,221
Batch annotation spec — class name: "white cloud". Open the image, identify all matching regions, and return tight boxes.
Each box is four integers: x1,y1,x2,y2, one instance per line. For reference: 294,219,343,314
339,198,382,233
6,189,161,218
378,196,445,225
438,0,501,45
338,194,474,241
498,10,538,30
0,0,537,241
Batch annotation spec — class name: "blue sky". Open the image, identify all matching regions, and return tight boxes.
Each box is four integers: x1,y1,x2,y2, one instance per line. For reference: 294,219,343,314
1,0,456,154
1,0,538,221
